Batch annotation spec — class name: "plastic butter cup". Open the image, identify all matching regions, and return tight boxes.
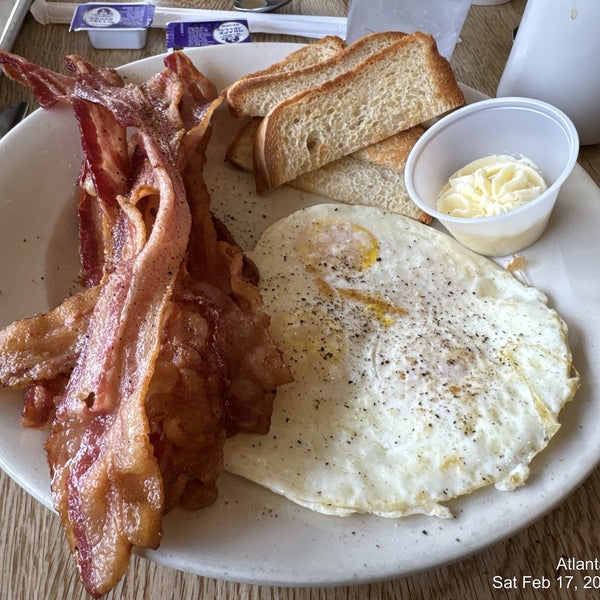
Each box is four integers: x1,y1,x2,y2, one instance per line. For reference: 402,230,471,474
70,3,155,50
404,97,579,256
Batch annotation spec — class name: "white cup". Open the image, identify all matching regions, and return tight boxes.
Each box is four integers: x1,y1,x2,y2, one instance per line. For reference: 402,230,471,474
497,0,600,145
404,98,579,256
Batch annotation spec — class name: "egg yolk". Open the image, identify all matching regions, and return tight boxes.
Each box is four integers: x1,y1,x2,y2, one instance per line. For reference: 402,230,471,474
295,219,379,272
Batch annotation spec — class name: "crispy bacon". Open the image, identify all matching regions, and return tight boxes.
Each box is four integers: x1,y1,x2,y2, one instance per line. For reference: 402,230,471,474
163,50,220,168
71,97,129,286
0,49,292,598
0,287,98,388
0,52,129,287
67,59,130,287
45,63,195,597
0,51,73,107
21,377,67,428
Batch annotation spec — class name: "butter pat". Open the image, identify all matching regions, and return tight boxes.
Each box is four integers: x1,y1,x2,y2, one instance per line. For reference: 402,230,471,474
437,154,547,218
70,3,155,50
166,20,251,50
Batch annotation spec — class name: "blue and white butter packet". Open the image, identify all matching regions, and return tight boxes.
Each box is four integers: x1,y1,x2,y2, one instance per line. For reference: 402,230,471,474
70,2,155,49
166,20,252,50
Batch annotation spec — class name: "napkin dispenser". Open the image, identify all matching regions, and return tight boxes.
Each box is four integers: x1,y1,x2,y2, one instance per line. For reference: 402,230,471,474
497,0,600,146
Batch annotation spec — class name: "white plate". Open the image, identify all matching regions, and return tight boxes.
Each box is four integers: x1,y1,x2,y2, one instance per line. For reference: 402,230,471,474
1,43,599,587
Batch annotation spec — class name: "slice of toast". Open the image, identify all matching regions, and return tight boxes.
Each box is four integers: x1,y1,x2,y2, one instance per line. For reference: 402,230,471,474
253,32,465,192
226,31,406,118
236,35,346,82
226,118,431,223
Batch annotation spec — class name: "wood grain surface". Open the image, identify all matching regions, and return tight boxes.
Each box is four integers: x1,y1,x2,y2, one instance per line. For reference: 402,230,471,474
1,1,599,598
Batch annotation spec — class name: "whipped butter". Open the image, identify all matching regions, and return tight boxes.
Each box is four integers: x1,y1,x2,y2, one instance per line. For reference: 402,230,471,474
437,154,547,218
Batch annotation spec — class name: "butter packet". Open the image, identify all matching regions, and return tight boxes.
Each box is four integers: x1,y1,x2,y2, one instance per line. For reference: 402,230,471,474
166,20,251,50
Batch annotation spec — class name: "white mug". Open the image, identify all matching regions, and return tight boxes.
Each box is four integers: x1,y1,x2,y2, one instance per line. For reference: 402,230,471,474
497,0,600,145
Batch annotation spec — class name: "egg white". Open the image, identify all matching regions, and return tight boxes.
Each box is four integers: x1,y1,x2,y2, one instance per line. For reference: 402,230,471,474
224,204,579,518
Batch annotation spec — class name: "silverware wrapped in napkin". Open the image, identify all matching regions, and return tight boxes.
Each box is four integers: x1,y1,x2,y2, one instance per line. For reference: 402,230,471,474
30,1,347,39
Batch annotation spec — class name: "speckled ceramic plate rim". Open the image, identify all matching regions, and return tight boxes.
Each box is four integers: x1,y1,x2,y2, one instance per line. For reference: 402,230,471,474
0,43,598,587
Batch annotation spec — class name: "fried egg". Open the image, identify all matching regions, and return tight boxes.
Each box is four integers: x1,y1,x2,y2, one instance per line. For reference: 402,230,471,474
224,204,579,518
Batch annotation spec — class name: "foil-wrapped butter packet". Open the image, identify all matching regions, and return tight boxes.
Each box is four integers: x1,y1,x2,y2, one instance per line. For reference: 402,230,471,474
166,20,251,50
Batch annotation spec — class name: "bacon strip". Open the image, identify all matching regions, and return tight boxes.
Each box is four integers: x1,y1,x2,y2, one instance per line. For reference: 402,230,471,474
21,377,67,428
163,51,220,169
71,97,129,286
45,67,195,596
0,51,73,107
0,287,98,388
0,50,292,598
66,61,129,287
0,52,130,287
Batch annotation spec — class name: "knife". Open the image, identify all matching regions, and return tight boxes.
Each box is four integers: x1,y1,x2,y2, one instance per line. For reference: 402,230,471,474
0,101,27,139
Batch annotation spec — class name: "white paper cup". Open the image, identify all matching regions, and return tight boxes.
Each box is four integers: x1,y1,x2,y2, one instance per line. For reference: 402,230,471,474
404,97,579,256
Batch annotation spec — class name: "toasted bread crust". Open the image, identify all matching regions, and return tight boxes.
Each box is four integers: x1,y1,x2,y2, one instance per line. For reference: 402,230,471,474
356,126,425,170
225,118,261,171
226,31,406,118
227,118,423,175
223,36,345,118
226,119,431,224
237,35,346,81
253,32,465,191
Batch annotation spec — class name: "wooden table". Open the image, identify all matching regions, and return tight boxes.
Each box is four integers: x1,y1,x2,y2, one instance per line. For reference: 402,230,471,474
1,1,599,598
